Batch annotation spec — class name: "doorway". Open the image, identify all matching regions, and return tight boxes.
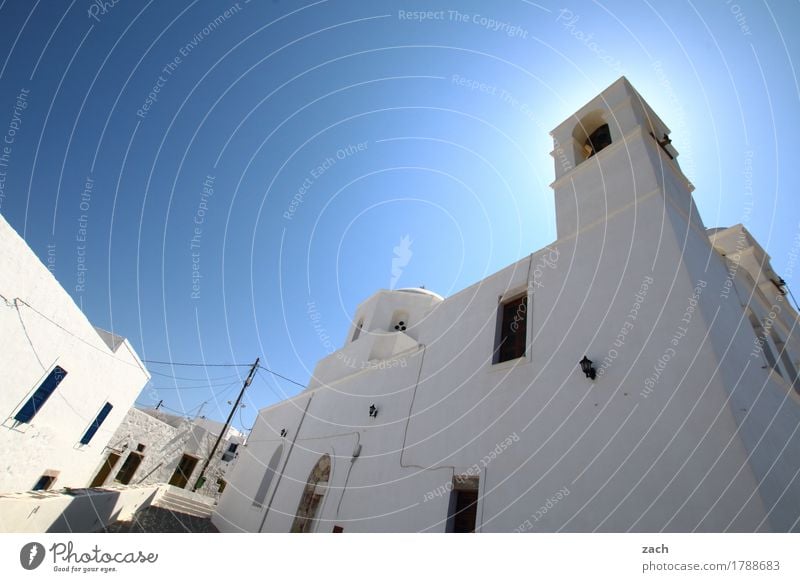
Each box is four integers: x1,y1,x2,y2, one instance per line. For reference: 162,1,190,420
89,453,121,487
446,476,479,533
168,454,199,489
114,452,143,485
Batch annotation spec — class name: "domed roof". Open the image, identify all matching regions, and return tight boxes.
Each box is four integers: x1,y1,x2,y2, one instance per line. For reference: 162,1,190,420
394,287,444,301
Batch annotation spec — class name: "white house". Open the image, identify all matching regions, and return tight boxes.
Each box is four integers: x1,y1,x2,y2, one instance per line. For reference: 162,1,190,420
90,406,244,499
214,77,800,533
0,214,150,495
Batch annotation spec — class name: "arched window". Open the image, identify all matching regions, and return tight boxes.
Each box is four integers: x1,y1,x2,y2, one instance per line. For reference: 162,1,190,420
253,445,283,508
291,454,331,533
572,111,612,162
584,123,612,158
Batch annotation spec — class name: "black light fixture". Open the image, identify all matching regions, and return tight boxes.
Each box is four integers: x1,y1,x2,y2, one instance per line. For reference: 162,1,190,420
579,356,596,380
280,428,287,437
368,404,378,418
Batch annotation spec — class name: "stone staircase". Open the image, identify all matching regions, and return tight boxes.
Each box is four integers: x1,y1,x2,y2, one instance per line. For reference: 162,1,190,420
104,485,218,533
151,486,216,518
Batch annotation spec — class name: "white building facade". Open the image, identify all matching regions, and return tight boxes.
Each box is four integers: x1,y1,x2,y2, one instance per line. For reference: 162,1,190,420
214,78,800,533
0,214,150,495
90,407,244,499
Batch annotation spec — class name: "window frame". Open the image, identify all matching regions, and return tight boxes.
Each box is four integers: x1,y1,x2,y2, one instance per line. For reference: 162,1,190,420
79,402,113,445
493,292,529,365
446,475,480,533
14,365,68,424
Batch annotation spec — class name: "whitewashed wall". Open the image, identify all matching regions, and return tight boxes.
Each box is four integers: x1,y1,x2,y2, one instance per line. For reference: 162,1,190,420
215,78,800,533
0,214,150,494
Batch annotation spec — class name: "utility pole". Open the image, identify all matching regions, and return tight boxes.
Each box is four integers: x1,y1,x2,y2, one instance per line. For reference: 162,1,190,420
192,357,259,492
155,399,163,410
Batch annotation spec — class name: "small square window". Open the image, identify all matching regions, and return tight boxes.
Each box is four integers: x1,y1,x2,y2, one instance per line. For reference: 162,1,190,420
33,471,59,491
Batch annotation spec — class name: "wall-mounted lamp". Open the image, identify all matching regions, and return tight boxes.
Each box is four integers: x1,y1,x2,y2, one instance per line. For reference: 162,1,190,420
579,356,597,380
280,428,287,437
368,404,378,418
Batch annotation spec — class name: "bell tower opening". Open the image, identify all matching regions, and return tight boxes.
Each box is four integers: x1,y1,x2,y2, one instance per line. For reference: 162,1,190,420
571,110,611,163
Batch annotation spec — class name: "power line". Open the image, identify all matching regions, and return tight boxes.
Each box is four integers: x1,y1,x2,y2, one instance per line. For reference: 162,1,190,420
142,359,252,367
258,365,307,388
193,358,260,492
147,379,244,390
147,369,243,382
238,406,254,433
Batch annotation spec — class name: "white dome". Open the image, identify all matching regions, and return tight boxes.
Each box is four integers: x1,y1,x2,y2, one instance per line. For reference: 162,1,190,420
394,287,444,301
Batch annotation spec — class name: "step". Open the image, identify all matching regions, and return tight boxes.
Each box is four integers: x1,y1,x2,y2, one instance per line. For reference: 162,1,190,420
152,497,212,518
158,493,215,513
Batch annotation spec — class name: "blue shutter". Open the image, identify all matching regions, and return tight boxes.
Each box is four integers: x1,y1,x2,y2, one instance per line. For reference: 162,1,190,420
80,402,113,445
14,366,68,423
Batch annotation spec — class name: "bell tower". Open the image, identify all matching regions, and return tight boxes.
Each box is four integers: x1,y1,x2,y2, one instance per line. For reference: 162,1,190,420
549,76,701,240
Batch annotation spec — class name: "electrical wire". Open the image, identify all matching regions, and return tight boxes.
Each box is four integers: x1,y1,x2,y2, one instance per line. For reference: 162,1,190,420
238,406,254,433
142,359,252,367
147,369,243,382
257,365,307,388
147,378,246,390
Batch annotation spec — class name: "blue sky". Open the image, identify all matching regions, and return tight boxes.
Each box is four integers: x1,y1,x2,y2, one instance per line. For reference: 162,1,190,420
1,0,798,432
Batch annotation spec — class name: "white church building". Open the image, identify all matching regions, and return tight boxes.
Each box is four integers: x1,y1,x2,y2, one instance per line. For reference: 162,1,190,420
214,77,800,533
0,214,150,495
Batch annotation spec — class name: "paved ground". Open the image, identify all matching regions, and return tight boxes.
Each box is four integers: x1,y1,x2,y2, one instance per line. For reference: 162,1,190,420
104,506,218,533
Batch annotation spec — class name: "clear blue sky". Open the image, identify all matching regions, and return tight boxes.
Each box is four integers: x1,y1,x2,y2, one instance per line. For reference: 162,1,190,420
1,1,798,432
